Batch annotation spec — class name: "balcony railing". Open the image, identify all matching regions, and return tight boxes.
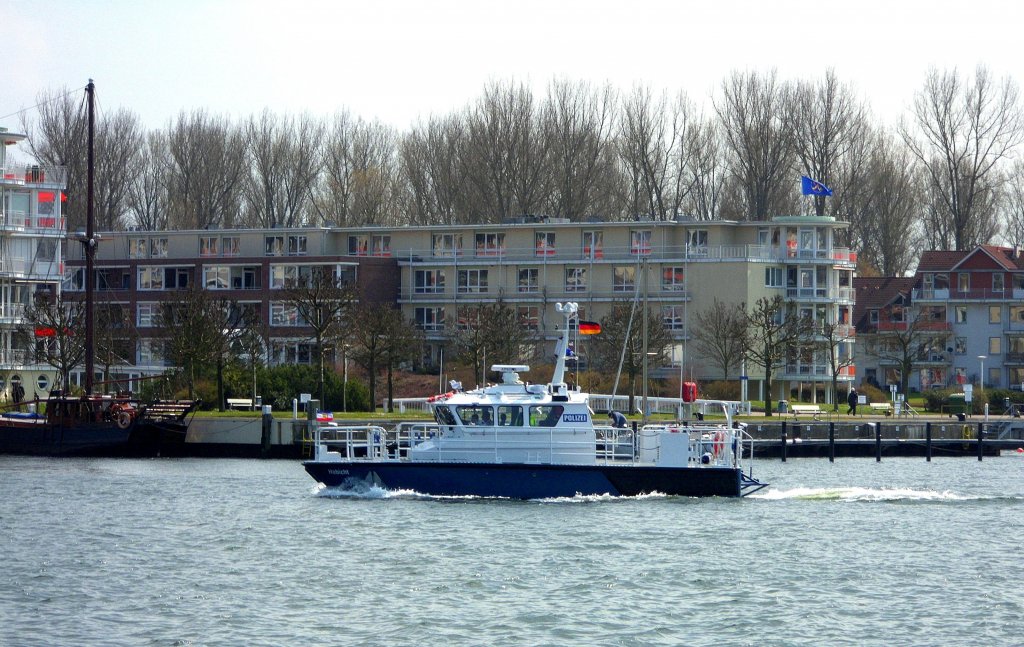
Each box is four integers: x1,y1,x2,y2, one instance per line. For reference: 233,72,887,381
0,211,67,232
876,321,952,332
398,243,856,266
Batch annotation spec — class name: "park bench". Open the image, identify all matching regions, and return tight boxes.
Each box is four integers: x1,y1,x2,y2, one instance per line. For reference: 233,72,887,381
790,404,824,420
226,398,254,410
868,402,893,416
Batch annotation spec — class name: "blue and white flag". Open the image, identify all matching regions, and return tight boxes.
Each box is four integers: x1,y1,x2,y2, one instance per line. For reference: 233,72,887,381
801,176,833,196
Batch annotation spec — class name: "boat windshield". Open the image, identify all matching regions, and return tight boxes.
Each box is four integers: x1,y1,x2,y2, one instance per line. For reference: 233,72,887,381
434,406,457,426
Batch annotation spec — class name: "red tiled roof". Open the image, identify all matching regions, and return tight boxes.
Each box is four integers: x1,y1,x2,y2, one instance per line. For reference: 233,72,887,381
852,276,917,329
917,250,968,272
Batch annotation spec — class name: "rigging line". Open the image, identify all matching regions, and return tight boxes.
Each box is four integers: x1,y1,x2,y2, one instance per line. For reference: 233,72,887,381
0,85,88,123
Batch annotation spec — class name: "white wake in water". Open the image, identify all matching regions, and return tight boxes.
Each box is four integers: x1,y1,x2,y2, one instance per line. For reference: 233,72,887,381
751,486,978,502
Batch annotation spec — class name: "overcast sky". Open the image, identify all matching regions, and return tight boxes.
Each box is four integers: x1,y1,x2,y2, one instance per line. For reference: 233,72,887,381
2,0,1023,144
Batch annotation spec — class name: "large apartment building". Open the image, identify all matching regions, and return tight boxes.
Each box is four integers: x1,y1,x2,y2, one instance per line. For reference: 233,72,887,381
65,214,855,403
854,244,1024,392
0,128,67,403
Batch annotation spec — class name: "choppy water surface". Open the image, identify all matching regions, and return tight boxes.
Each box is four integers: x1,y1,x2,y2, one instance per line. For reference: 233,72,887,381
1,455,1022,646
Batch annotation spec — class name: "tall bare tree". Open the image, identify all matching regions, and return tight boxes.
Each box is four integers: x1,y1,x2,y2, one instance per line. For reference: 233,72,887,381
127,131,171,230
94,108,144,231
22,291,86,393
1002,160,1024,248
243,110,323,228
867,303,951,396
683,118,728,220
786,69,869,217
165,110,247,230
592,301,674,413
743,296,813,416
453,300,536,386
715,69,795,221
543,79,617,220
691,298,748,380
464,81,550,222
900,65,1024,250
314,112,400,227
399,114,470,225
21,87,87,231
819,319,856,412
279,266,354,406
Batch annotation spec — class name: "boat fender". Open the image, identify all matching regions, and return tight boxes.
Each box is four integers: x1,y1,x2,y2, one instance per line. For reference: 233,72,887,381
701,452,712,464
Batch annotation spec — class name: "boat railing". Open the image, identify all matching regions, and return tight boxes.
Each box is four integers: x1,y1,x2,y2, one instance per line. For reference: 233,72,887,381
640,422,742,469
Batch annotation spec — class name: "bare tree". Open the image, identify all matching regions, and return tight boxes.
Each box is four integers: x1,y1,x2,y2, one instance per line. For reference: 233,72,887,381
165,110,247,230
786,69,869,217
543,79,617,220
743,296,813,416
715,69,796,221
314,111,401,227
691,298,748,380
868,303,951,396
94,108,144,230
1002,160,1024,248
453,300,536,386
243,110,323,228
592,301,674,413
900,65,1024,250
95,302,138,390
127,131,171,230
399,114,470,225
279,266,354,406
349,302,415,412
819,319,856,412
857,131,925,276
22,291,86,393
464,81,551,222
683,118,728,220
21,87,87,231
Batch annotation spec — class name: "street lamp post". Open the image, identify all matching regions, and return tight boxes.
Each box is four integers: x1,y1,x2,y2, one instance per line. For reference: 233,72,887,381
978,354,987,398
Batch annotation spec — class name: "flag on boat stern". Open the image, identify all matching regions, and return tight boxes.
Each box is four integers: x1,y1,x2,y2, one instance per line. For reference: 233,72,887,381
316,410,334,422
801,176,833,196
578,321,601,335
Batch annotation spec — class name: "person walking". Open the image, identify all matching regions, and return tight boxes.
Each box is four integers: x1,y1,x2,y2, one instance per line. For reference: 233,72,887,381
847,388,858,416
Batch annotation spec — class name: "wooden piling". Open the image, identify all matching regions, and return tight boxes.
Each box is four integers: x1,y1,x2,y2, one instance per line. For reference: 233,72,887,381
874,423,882,462
977,423,985,461
828,422,835,463
925,422,932,462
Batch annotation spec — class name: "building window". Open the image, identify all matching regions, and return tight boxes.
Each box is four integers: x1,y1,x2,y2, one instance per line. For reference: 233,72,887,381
993,273,1005,292
129,238,147,259
583,231,603,259
1011,306,1024,323
765,267,784,288
518,268,539,293
456,307,479,330
415,307,445,331
414,269,445,294
162,268,189,289
200,237,218,257
613,266,636,292
535,232,555,256
270,264,313,289
150,238,168,258
138,267,163,290
475,233,505,257
958,273,969,292
270,341,312,366
265,235,285,256
955,337,966,354
288,235,307,256
687,229,708,253
517,306,540,331
222,237,240,256
565,267,587,292
349,235,369,255
137,303,157,328
662,267,685,291
869,310,878,324
371,235,391,257
955,306,967,323
204,266,230,289
631,230,651,255
270,302,302,326
662,305,685,330
431,233,462,257
989,367,1001,388
457,269,488,293
990,337,1001,355
990,306,1002,324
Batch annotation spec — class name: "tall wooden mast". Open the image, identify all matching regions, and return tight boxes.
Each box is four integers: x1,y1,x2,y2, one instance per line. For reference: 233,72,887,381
84,79,95,395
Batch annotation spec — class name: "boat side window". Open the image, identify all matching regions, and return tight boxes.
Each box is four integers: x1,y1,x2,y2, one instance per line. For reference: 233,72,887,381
529,405,564,427
456,405,492,426
497,406,522,427
435,406,457,426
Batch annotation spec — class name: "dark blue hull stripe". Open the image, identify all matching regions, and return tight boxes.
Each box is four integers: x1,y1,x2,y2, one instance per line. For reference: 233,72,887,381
304,461,743,498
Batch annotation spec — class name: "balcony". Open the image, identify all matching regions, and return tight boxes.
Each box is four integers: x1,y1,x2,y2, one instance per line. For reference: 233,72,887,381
876,321,952,332
1,211,67,233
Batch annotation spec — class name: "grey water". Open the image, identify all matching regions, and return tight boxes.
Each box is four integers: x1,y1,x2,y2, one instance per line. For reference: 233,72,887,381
1,455,1022,647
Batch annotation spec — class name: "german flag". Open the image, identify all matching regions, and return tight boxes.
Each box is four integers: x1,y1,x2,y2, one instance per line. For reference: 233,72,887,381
578,321,601,335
